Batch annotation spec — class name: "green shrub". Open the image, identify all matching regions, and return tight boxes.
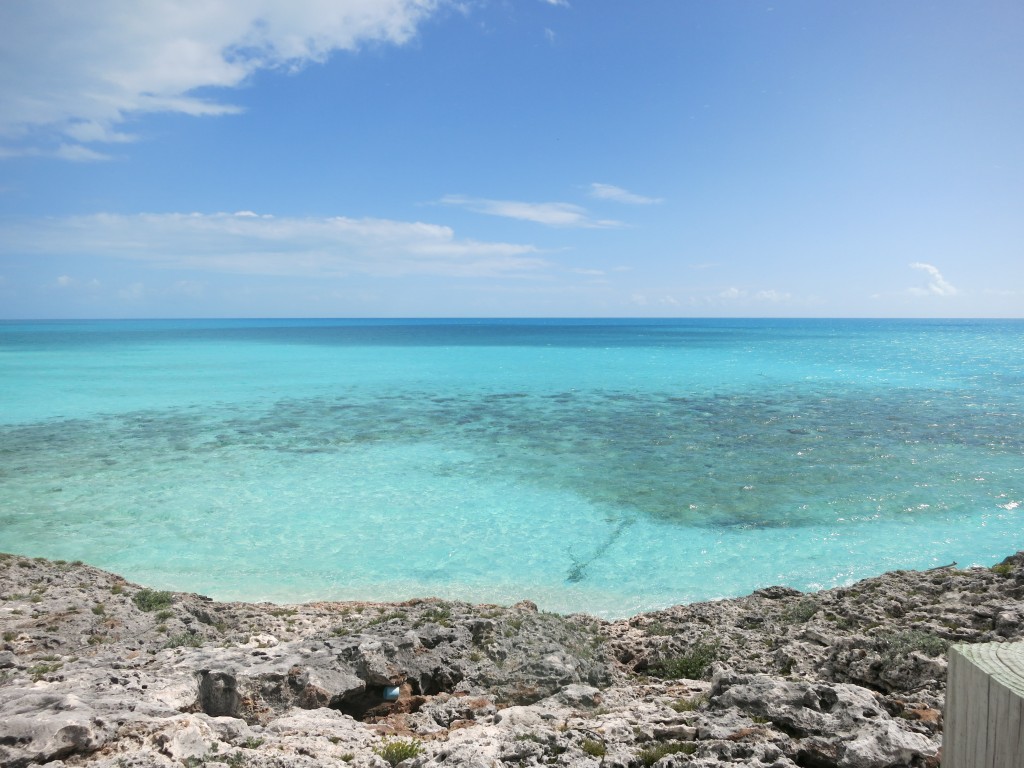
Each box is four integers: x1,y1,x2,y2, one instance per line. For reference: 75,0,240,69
645,621,675,636
782,598,818,623
419,604,452,626
878,630,949,659
580,739,606,757
639,742,696,766
368,610,407,626
133,589,173,612
670,695,706,712
29,661,63,681
374,737,423,766
992,562,1014,577
651,642,719,680
164,632,203,649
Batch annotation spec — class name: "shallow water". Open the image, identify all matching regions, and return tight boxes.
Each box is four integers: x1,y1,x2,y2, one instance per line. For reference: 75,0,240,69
1,318,1021,617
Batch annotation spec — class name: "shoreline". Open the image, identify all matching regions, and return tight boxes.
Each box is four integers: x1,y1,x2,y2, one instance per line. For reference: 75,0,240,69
2,551,1023,767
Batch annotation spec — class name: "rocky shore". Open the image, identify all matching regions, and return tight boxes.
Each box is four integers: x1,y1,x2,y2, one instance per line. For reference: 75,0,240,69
2,552,1023,768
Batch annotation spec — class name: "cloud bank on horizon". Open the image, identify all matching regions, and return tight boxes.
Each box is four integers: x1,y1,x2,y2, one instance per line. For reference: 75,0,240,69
0,0,1020,318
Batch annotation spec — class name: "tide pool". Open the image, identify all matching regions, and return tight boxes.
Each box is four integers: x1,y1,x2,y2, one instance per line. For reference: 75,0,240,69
1,318,1021,617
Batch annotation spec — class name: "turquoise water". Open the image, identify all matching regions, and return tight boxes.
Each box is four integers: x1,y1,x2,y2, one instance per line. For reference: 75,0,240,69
1,318,1022,617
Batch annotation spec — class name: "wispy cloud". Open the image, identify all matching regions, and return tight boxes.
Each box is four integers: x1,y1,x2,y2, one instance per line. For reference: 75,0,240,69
588,183,663,205
717,287,791,303
0,1,447,159
440,195,623,228
755,289,792,302
2,212,547,279
540,0,570,6
909,262,958,297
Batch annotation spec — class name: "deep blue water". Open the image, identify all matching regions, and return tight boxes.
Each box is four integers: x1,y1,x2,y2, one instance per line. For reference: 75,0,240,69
1,318,1021,617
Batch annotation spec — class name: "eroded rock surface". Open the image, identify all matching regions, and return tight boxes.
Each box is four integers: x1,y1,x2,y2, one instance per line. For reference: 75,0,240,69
1,552,1022,767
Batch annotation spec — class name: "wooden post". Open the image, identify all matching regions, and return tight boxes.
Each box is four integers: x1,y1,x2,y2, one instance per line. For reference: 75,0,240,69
944,642,1024,767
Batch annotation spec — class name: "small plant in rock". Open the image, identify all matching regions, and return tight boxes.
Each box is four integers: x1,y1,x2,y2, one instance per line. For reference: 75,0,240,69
29,661,63,681
132,588,173,612
670,695,707,712
240,737,264,749
782,598,819,623
992,562,1014,577
155,609,174,621
638,742,697,766
164,632,203,649
645,621,675,636
651,642,719,680
419,604,453,626
368,610,408,626
515,732,546,744
92,603,106,615
580,738,606,757
878,630,949,659
374,737,423,766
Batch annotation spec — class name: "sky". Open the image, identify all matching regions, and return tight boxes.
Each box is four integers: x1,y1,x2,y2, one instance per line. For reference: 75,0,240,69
0,0,1021,319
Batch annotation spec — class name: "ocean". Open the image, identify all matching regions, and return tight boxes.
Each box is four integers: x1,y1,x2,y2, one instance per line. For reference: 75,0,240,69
0,318,1021,618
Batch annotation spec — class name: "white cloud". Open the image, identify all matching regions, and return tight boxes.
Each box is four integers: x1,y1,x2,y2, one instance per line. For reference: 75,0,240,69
172,280,206,297
718,286,791,303
755,289,791,302
0,1,446,157
440,194,622,228
541,0,570,6
588,183,662,205
119,282,146,302
909,262,958,297
3,211,547,279
52,274,101,290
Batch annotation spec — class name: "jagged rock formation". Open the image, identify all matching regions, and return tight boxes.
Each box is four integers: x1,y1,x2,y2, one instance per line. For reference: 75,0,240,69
1,551,1022,767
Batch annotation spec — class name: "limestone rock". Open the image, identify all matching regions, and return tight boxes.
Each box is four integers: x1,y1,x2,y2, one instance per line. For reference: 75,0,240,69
1,552,1023,767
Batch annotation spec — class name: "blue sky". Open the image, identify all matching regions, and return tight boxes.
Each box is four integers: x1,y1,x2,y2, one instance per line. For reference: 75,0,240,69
1,0,1021,318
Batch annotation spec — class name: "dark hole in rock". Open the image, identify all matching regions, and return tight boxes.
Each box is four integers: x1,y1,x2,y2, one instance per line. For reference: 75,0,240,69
816,687,839,713
198,671,241,718
795,748,840,768
334,683,426,722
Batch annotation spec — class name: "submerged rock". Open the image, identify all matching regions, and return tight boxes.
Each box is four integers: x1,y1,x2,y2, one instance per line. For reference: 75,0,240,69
1,552,1022,767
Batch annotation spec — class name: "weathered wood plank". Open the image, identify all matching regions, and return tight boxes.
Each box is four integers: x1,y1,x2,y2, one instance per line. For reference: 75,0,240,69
945,642,1024,768
945,647,966,767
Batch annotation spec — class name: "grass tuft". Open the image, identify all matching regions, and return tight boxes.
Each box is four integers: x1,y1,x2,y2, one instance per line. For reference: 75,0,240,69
164,632,203,649
133,588,173,612
639,742,696,766
650,642,719,680
374,737,423,766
